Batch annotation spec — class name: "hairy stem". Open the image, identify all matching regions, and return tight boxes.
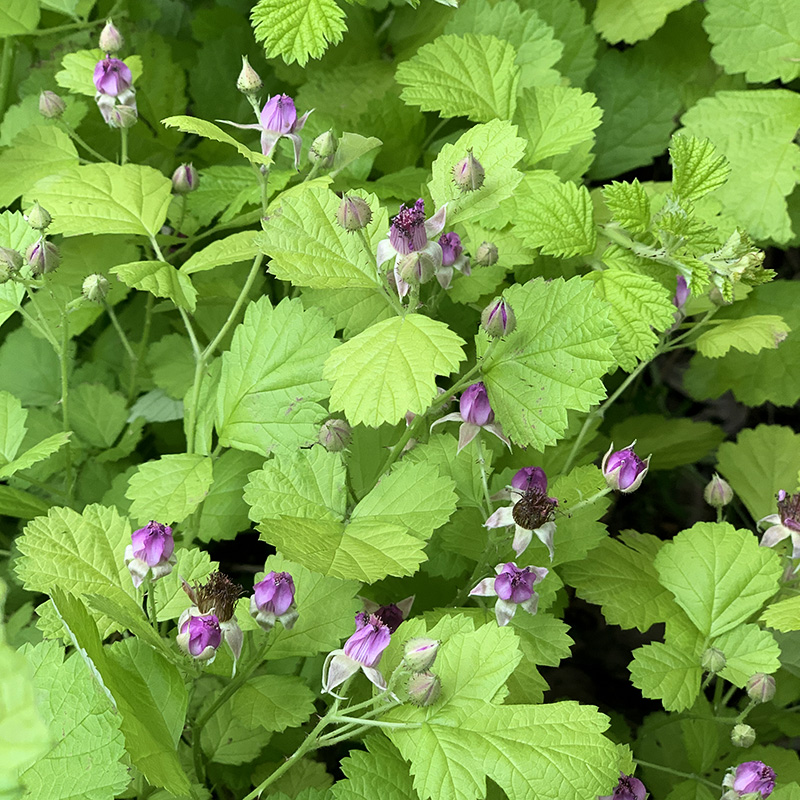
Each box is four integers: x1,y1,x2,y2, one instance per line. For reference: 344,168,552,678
633,759,719,790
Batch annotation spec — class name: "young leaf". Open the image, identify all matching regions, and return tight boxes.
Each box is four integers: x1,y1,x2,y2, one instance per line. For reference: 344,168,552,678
180,231,259,275
333,736,420,800
762,595,800,633
593,0,692,44
111,260,198,311
629,639,702,713
324,315,466,428
669,135,730,202
694,315,790,358
396,34,520,122
602,179,651,234
714,624,780,686
229,674,315,733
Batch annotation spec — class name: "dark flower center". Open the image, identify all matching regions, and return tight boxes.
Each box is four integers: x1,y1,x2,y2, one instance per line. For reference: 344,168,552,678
391,201,425,243
511,488,557,530
778,491,800,531
192,571,243,621
373,603,404,633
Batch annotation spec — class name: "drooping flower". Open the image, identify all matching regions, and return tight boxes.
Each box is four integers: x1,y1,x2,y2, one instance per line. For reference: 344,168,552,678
759,490,800,559
250,571,298,632
93,57,132,97
375,199,448,298
322,613,392,697
176,613,221,662
430,382,511,453
601,441,650,493
599,773,647,800
181,572,244,664
486,468,558,559
470,562,548,626
723,761,776,799
435,232,471,289
124,520,176,589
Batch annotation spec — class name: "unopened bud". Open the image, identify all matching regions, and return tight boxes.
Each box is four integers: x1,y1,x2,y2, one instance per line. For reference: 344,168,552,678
746,673,776,704
236,56,263,96
452,148,485,192
731,723,756,749
25,202,51,231
82,274,110,303
171,163,198,194
474,241,498,267
398,250,436,285
310,130,337,166
109,103,138,129
318,418,351,452
26,240,60,275
407,671,441,706
99,19,123,53
481,297,515,339
0,247,23,276
403,638,440,672
337,195,372,232
704,474,733,508
39,90,65,119
701,647,726,674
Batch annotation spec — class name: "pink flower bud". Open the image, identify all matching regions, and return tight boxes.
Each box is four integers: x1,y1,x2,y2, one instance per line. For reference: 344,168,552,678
474,241,498,267
438,232,463,267
746,673,776,704
601,442,650,493
403,638,440,672
407,671,441,706
398,249,436,285
236,56,262,95
310,130,337,166
452,148,485,192
318,418,352,452
25,240,60,276
171,163,198,194
124,520,176,589
673,275,690,311
108,103,138,129
459,382,493,426
93,57,133,97
337,196,372,232
704,474,733,508
481,297,516,338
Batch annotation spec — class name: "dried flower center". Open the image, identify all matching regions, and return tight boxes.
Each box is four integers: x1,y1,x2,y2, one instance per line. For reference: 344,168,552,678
511,489,557,531
778,491,800,531
192,571,243,621
391,201,425,243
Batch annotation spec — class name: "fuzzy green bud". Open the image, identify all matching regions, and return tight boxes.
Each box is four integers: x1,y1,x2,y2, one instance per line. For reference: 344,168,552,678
336,195,372,232
318,418,352,452
704,474,733,508
171,163,198,194
236,56,263,96
481,297,515,339
403,638,440,673
407,672,441,707
26,240,60,276
398,250,436,285
0,247,23,278
82,274,110,303
109,103,138,129
310,130,337,166
474,241,498,267
452,148,485,192
701,647,726,674
39,90,66,119
25,202,51,231
746,673,776,704
731,723,756,749
99,19,123,53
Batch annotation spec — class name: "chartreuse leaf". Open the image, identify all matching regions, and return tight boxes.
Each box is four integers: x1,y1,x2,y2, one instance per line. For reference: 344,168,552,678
602,179,651,234
126,454,214,525
0,485,51,519
333,736,419,800
69,384,127,449
110,260,198,311
529,0,597,86
0,432,71,479
180,231,259,275
714,624,780,686
681,91,800,244
396,34,520,122
49,588,191,795
324,315,465,428
669,135,730,202
514,171,596,257
0,390,27,464
200,699,271,765
587,269,675,371
56,49,142,96
29,164,172,238
301,287,393,339
593,0,692,44
0,125,78,208
251,0,346,67
161,116,271,167
562,532,677,632
704,0,800,84
0,0,39,36
18,639,128,800
257,186,388,289
229,674,315,733
217,297,338,455
715,425,800,522
654,522,782,638
762,596,800,633
695,316,790,358
480,277,616,450
629,639,703,713
428,120,525,226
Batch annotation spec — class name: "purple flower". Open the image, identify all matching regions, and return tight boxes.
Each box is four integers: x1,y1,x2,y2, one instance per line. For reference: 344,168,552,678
512,467,548,493
486,478,558,559
322,613,392,696
177,613,222,661
181,572,244,665
93,57,132,96
673,275,690,311
600,774,647,800
435,232,471,289
250,571,298,632
602,441,650,493
430,382,511,453
124,521,176,589
759,490,800,558
470,562,548,626
723,761,776,799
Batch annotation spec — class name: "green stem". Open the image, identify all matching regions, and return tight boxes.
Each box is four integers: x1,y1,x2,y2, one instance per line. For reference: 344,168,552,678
327,714,419,731
27,13,119,36
474,433,493,516
567,487,612,516
103,300,137,362
633,759,719,790
179,306,202,360
59,121,111,163
120,127,129,165
0,37,17,123
662,307,719,352
58,316,74,501
176,194,187,235
147,584,158,631
356,227,404,316
20,282,60,350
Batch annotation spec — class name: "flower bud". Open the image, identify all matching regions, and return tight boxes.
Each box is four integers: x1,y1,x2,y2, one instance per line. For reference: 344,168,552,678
398,250,436,285
250,571,298,632
39,90,65,119
124,520,176,589
407,671,441,706
452,148,485,192
99,19,123,53
746,673,776,704
310,130,337,166
26,240,60,276
724,761,776,799
701,646,726,674
403,638,440,672
25,202,51,231
236,56,263,95
601,441,650,493
673,275,690,311
82,273,110,303
171,163,198,194
177,613,222,662
337,196,372,232
704,474,733,508
474,241,498,267
319,418,352,452
0,247,22,282
731,723,756,749
93,57,133,97
109,103,138,129
481,297,516,339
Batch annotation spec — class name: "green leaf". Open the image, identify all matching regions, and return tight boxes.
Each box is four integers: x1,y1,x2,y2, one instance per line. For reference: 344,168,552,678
217,297,338,455
251,0,346,67
334,736,420,800
110,260,198,311
669,135,731,202
714,624,781,686
180,231,258,275
529,0,597,86
715,425,800,522
263,516,427,583
257,186,388,289
592,0,692,44
69,384,128,449
230,674,315,732
162,115,271,167
680,90,800,244
326,315,464,428
129,389,184,423
587,269,676,371
629,639,702,713
480,277,616,449
126,454,214,525
0,125,78,208
704,0,800,84
0,431,71,480
695,315,790,358
301,287,394,338
147,334,195,400
562,531,677,632
762,595,800,633
0,0,40,36
56,50,142,96
428,120,525,226
0,485,51,519
0,328,60,407
602,180,651,234
396,34,520,122
654,522,782,638
200,699,271,765
0,389,26,464
18,639,129,800
30,163,173,239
